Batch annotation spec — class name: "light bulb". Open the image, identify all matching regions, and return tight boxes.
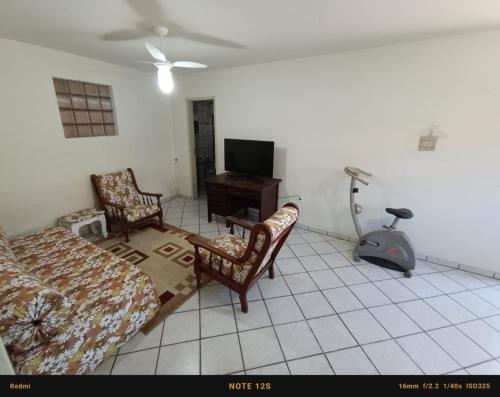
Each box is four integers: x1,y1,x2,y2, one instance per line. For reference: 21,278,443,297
157,65,174,94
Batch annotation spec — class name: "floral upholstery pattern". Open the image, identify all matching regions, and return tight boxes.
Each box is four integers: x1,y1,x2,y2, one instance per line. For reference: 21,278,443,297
95,170,140,209
252,205,299,274
197,206,298,285
190,204,299,314
199,234,257,284
255,206,299,253
93,170,161,224
57,209,104,227
0,278,71,354
0,230,71,354
0,227,18,266
124,204,160,223
0,226,160,374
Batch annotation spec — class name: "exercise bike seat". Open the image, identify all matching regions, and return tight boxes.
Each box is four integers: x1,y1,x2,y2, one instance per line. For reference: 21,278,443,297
386,208,413,219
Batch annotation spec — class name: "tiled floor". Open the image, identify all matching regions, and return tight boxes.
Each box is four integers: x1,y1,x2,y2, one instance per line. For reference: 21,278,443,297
91,196,500,375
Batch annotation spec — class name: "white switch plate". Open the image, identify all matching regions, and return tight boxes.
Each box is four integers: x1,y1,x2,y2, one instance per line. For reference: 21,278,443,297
419,136,437,151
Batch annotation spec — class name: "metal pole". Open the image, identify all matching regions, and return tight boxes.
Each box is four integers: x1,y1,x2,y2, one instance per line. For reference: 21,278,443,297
349,177,363,238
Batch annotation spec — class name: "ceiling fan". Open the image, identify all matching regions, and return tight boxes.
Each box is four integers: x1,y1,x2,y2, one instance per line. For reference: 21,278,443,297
101,0,245,50
138,26,207,94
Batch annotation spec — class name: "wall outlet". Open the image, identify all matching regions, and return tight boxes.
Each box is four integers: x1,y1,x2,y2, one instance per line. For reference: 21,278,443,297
419,135,437,151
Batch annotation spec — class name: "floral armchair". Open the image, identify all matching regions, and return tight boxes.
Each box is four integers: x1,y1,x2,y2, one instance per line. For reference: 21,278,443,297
91,168,163,242
187,203,299,313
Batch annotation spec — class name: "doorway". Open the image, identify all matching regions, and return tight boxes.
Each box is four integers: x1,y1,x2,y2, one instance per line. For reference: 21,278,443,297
191,99,215,196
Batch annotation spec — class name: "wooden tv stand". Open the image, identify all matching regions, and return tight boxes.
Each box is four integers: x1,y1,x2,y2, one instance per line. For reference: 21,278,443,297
205,173,282,223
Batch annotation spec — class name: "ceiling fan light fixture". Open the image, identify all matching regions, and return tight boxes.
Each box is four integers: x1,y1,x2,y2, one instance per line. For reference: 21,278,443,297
140,26,207,94
157,64,174,94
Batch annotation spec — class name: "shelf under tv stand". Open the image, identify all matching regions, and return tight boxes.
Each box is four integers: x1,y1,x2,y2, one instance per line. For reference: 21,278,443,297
205,172,282,223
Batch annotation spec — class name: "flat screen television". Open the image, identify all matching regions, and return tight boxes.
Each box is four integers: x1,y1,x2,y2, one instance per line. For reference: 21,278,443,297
224,138,274,177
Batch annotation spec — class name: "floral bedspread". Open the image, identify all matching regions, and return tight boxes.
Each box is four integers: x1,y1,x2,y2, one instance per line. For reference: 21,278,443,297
1,227,159,374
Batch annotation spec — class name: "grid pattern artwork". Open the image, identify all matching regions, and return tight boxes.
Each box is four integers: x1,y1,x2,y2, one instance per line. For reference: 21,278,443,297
52,78,117,138
90,196,500,375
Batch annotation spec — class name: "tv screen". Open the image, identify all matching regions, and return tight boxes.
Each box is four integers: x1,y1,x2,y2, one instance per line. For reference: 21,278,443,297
224,139,274,177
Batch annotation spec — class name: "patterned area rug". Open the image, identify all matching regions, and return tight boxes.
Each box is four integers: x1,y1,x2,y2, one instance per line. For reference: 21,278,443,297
98,224,203,333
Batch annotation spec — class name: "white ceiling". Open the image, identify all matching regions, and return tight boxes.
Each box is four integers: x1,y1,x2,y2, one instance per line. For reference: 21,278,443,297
1,0,500,73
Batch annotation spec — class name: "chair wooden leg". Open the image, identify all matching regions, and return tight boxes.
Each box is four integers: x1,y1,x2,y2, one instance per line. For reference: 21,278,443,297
122,222,129,243
239,292,248,313
194,263,201,289
268,262,275,279
158,214,163,226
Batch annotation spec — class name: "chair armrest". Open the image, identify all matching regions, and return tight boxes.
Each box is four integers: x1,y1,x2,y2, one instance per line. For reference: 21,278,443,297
102,201,125,210
100,200,125,219
137,191,162,207
187,234,210,247
188,234,242,264
226,216,254,231
138,191,162,198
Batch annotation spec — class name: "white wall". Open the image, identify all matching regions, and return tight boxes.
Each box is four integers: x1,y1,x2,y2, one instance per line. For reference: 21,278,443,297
171,31,500,273
0,38,177,237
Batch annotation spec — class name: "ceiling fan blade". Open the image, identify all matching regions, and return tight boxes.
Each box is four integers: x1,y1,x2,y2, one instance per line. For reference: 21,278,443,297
100,29,151,41
127,0,164,21
131,60,156,64
145,42,166,62
168,24,246,49
172,61,207,69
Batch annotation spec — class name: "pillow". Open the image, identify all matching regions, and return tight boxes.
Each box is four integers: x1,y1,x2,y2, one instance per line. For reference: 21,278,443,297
0,269,70,353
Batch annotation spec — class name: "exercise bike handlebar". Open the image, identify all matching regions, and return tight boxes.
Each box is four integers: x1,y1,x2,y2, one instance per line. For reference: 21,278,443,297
344,166,372,185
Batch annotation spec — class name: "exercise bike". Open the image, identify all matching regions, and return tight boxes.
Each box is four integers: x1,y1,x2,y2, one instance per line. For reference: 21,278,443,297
344,166,416,277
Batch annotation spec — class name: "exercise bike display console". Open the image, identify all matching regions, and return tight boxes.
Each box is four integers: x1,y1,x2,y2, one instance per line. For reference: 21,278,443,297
344,166,416,277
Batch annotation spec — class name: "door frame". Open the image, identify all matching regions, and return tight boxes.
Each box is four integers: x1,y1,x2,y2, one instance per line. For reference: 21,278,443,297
186,97,217,199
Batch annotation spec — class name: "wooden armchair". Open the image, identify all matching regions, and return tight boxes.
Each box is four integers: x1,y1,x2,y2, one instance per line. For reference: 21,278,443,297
91,168,163,242
187,203,299,313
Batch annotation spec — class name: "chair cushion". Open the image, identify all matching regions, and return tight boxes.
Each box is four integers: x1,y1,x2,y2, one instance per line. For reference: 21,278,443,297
96,170,141,208
124,204,160,222
255,205,300,252
199,234,257,284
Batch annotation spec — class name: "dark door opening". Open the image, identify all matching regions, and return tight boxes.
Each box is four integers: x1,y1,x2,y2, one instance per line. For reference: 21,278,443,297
192,100,215,195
